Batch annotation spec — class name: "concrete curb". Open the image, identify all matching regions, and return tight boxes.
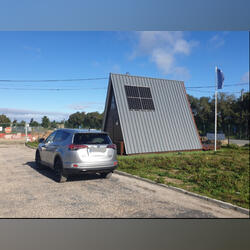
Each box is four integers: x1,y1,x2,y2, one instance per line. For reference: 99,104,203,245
114,170,249,216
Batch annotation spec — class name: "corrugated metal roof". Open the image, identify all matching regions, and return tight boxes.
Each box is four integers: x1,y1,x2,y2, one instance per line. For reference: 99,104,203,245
103,73,202,154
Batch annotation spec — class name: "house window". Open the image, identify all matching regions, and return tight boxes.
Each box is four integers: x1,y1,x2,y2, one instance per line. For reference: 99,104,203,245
124,85,155,111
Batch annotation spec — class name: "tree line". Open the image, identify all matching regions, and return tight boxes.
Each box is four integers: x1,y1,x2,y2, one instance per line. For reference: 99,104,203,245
0,112,104,130
187,91,249,139
0,91,249,139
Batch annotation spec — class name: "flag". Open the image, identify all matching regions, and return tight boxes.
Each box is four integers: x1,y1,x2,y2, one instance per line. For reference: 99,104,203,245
216,67,224,89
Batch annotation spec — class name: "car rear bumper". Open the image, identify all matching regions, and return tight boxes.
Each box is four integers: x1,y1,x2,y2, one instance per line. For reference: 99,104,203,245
62,160,118,175
63,166,117,175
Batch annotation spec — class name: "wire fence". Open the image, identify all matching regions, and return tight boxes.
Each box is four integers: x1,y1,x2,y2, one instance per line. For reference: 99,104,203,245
0,123,54,141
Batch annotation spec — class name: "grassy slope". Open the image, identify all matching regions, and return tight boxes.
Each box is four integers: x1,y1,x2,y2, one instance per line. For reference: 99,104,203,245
118,146,249,209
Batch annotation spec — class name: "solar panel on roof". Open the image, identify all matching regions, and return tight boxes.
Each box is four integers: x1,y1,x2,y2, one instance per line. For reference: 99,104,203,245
141,98,155,110
125,85,139,97
125,85,155,111
127,97,142,110
138,87,152,98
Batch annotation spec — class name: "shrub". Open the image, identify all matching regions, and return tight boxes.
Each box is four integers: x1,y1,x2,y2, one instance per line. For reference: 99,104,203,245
227,144,240,149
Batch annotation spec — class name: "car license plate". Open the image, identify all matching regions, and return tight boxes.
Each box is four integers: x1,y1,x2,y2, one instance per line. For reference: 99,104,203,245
89,147,106,153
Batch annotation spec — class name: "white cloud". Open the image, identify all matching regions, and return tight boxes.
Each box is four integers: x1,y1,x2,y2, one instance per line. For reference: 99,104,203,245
151,48,174,74
0,108,69,123
209,34,225,48
68,104,90,111
130,31,198,80
68,102,104,112
241,71,249,83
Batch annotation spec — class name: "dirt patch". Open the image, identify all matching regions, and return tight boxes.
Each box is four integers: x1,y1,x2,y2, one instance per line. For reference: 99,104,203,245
169,169,179,174
164,176,183,185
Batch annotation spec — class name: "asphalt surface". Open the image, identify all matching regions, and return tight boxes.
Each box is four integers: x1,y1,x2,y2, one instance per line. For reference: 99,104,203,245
229,139,249,146
0,143,248,218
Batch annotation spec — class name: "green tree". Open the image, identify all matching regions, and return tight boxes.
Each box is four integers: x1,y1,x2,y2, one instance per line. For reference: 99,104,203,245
50,120,57,128
0,114,11,128
0,114,11,124
67,112,85,128
188,91,249,139
12,119,17,126
84,112,103,129
17,120,26,127
41,116,50,128
66,111,104,129
198,97,212,135
29,118,39,127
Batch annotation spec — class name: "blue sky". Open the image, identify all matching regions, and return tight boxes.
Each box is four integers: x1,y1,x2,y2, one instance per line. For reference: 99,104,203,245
0,31,249,122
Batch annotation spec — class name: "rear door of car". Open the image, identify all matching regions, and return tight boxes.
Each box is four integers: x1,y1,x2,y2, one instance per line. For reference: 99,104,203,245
73,133,115,163
46,131,70,165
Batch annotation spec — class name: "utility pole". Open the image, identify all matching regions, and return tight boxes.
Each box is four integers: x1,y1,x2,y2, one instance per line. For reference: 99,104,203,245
241,89,244,101
25,122,28,142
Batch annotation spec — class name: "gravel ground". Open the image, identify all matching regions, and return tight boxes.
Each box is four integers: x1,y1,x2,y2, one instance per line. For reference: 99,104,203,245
0,143,248,218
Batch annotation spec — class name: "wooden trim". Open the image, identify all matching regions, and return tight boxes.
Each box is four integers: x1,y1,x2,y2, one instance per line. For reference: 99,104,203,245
126,148,202,156
120,141,124,155
102,74,112,130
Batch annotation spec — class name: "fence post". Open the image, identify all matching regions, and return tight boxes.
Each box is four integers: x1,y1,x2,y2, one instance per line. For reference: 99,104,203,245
25,123,28,142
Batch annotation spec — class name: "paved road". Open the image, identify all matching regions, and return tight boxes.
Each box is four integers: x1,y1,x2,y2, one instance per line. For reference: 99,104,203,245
230,139,249,146
0,143,247,218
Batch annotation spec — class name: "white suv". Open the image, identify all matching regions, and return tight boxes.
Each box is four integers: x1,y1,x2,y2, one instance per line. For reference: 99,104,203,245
35,129,118,182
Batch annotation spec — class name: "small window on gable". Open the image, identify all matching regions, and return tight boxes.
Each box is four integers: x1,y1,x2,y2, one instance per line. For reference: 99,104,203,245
124,85,155,111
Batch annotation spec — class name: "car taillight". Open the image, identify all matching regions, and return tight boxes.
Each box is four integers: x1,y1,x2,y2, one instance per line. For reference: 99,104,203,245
107,144,117,150
68,144,88,150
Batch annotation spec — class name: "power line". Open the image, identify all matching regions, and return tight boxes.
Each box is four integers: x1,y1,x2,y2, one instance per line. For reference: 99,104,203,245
0,77,108,82
0,75,248,91
0,76,247,89
0,87,107,91
185,82,249,89
187,89,242,94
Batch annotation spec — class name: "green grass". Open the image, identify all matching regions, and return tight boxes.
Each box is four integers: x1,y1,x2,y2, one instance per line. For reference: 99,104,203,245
117,146,250,209
26,141,39,148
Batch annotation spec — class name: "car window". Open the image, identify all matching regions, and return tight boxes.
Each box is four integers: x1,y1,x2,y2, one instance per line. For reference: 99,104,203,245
73,133,111,145
54,131,70,143
44,131,56,144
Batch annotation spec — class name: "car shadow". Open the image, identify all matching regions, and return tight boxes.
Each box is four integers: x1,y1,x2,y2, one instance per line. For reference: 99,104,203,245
24,161,103,183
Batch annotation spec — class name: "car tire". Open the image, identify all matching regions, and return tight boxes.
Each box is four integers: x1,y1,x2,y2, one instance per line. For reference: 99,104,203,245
101,172,112,179
35,150,43,169
54,158,67,183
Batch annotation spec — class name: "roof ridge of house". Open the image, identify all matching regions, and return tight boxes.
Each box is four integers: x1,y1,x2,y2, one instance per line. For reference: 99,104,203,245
110,72,184,83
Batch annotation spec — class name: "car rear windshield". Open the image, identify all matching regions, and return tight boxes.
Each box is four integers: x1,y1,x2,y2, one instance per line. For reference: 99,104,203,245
73,133,112,145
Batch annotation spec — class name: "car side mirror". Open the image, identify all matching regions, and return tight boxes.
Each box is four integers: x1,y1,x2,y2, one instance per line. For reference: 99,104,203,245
39,138,45,143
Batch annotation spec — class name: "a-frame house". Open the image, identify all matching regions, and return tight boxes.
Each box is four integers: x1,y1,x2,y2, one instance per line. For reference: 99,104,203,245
102,73,202,155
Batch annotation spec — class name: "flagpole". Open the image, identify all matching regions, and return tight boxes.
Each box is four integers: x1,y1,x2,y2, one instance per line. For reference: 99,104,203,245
215,66,218,151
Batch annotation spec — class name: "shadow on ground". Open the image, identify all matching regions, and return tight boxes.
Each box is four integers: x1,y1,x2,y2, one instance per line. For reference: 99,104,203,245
24,161,103,183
